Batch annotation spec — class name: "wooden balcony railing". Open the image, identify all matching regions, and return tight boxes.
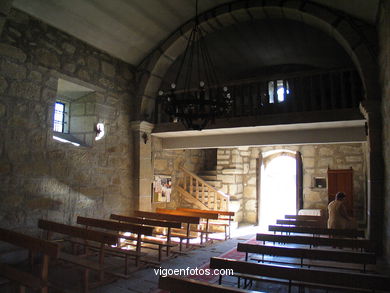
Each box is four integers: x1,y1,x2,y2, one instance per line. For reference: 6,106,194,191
155,68,363,123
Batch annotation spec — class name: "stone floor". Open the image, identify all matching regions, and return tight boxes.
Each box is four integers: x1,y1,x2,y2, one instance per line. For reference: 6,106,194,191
0,227,380,293
93,228,255,293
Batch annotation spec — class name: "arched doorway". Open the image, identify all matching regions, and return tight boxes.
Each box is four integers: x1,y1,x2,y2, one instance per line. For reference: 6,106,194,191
259,152,297,232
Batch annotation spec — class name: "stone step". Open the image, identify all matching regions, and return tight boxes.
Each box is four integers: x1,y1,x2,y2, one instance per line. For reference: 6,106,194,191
198,169,217,176
199,175,218,181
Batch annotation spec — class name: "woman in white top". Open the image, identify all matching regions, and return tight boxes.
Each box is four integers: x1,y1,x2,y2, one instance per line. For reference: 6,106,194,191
327,192,351,229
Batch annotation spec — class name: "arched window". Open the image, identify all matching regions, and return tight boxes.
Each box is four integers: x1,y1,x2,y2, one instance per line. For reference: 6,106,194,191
268,80,290,103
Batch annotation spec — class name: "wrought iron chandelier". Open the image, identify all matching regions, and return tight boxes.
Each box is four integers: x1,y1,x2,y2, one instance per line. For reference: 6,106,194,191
158,0,232,131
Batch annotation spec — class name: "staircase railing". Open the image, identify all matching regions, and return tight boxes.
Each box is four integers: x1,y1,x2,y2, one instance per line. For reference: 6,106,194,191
177,167,229,210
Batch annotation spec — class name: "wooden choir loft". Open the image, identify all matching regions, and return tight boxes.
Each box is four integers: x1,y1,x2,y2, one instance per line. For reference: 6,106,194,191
0,0,390,292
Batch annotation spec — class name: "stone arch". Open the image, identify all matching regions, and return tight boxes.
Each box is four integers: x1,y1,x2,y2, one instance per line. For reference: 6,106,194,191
136,0,378,121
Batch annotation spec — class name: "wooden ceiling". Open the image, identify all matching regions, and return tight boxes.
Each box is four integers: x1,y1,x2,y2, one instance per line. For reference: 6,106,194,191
162,18,354,85
13,0,380,67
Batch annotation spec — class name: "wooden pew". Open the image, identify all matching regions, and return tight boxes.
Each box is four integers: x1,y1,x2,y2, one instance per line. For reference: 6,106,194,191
276,219,323,227
38,219,118,292
76,216,155,265
256,233,375,251
210,257,390,292
110,214,180,257
156,208,219,243
158,275,260,293
285,215,324,221
0,227,59,293
176,208,235,239
268,225,365,238
133,211,200,250
237,242,376,272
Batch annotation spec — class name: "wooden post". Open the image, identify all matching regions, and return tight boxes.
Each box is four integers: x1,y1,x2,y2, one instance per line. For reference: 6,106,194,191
205,219,210,243
98,242,105,281
136,234,141,266
340,71,347,108
196,178,199,200
40,254,49,293
166,227,172,256
186,223,191,248
330,73,336,109
201,183,205,204
189,176,193,195
208,188,211,208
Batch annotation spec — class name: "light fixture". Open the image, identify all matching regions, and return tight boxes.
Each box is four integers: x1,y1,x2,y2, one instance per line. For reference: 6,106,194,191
95,122,105,141
158,0,232,130
142,132,149,144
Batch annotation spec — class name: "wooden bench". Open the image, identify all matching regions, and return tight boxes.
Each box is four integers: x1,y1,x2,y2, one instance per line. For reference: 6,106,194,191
256,233,375,251
276,219,323,227
176,208,235,239
268,225,365,238
210,257,390,292
0,227,60,293
156,208,219,243
134,211,200,250
158,275,261,293
38,219,118,292
237,242,376,272
110,214,180,257
285,215,324,221
77,216,168,264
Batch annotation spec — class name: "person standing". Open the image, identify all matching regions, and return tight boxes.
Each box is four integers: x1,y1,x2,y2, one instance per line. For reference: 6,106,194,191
327,192,351,229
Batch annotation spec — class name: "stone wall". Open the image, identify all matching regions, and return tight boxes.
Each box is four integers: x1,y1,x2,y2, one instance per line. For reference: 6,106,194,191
379,0,390,264
152,138,212,209
0,9,135,235
217,143,367,224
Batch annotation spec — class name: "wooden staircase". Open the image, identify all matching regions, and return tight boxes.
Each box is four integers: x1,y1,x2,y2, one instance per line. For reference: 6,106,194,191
176,167,229,211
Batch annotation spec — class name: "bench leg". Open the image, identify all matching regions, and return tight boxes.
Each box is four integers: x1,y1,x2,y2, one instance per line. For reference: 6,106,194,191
205,219,209,243
83,269,89,293
125,254,129,275
158,245,162,262
237,276,241,288
218,275,222,285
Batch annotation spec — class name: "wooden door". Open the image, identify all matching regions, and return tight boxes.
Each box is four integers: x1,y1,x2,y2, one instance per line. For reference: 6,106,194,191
327,168,353,216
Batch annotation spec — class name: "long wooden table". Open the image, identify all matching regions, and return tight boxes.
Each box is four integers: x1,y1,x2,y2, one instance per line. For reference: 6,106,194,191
285,215,324,221
133,211,200,250
268,225,365,238
276,219,323,227
256,233,375,251
237,242,376,272
156,208,219,243
76,216,155,266
210,257,390,292
176,208,235,239
110,213,181,257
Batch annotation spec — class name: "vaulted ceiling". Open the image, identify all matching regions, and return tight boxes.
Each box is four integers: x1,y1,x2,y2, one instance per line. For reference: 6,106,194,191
13,0,380,67
162,18,354,85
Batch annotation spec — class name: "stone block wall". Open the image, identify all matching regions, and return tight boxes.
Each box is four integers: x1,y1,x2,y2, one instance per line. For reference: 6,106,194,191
217,143,367,225
379,0,390,264
0,9,135,235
